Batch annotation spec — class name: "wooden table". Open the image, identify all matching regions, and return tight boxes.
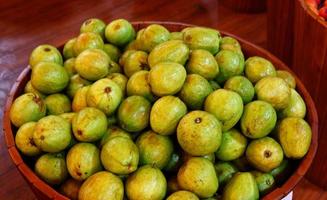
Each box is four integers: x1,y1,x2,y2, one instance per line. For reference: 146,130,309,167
0,0,323,199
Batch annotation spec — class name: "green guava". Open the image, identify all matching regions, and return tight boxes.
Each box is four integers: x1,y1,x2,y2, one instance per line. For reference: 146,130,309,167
73,32,104,56
103,43,121,62
278,89,306,119
72,86,90,112
24,81,46,99
105,19,135,46
126,70,156,102
44,93,71,115
276,70,296,89
63,58,77,77
15,122,41,156
63,38,76,59
80,18,106,39
138,24,170,52
106,73,128,96
123,50,149,77
29,44,63,69
244,56,276,83
99,126,132,147
224,75,255,104
66,74,91,99
167,191,199,200
214,161,238,186
215,50,244,83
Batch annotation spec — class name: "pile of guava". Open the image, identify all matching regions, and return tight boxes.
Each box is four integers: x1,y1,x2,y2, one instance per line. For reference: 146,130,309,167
10,18,312,200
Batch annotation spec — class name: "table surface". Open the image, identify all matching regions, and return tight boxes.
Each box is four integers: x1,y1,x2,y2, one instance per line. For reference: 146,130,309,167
0,0,325,199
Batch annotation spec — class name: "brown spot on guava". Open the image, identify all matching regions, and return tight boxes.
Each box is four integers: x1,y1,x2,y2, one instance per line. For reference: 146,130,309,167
114,24,121,30
264,150,272,158
185,35,192,41
266,179,271,185
44,47,51,52
104,87,111,93
85,19,92,25
194,117,202,124
76,171,82,176
29,138,36,147
40,135,45,140
77,130,83,136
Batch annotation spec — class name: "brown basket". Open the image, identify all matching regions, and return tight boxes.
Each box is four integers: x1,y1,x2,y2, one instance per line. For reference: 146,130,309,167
3,21,318,200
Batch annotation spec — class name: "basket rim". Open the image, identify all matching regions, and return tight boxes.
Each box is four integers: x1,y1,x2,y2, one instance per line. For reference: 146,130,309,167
2,21,318,200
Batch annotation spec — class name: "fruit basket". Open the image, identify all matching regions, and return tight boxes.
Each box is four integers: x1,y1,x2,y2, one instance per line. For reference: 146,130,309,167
3,21,318,200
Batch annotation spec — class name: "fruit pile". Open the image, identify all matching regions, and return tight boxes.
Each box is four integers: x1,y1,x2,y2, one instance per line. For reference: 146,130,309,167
306,0,327,20
9,18,312,200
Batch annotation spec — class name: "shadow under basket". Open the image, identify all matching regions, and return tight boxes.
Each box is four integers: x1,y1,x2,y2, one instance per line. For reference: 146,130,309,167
3,21,318,200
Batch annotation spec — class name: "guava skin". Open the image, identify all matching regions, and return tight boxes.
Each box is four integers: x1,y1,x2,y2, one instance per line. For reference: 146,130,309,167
126,165,167,200
255,76,291,110
59,178,82,200
72,86,90,112
59,112,76,124
35,152,68,185
149,62,187,97
204,89,243,132
33,115,71,152
80,18,106,39
278,89,306,119
150,96,187,135
179,74,213,110
246,137,284,172
15,122,41,156
106,73,128,95
63,58,77,77
138,24,171,52
78,171,124,200
170,32,183,40
251,171,275,195
24,80,46,99
177,157,218,198
240,100,277,139
167,191,199,200
44,93,71,115
182,27,220,55
118,96,151,132
177,110,222,156
119,50,137,66
73,32,104,56
63,38,77,60
269,159,293,184
72,107,107,142
222,172,259,200
108,60,123,74
220,36,242,53
31,62,69,94
148,40,189,68
103,43,121,62
224,75,255,104
277,117,312,159
215,50,244,83
214,161,238,186
99,126,132,147
10,93,46,127
126,70,156,102
86,78,123,116
136,130,174,169
167,176,182,194
66,74,91,99
75,49,110,81
101,136,139,174
29,44,63,69
123,50,149,77
105,19,135,46
186,49,219,80
244,56,276,83
181,151,216,164
66,143,102,181
276,70,296,89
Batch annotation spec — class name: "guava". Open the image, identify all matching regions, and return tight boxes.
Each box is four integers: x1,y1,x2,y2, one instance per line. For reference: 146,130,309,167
66,74,91,98
204,89,243,131
33,115,71,152
215,50,244,83
177,110,222,156
276,70,296,88
138,24,170,52
105,19,135,46
10,93,46,127
167,176,182,194
170,32,183,40
219,36,242,54
119,50,136,66
246,137,284,172
24,81,46,99
186,49,219,80
126,70,156,102
251,171,275,195
72,107,107,142
136,130,174,169
103,43,121,62
150,96,187,135
73,32,104,56
72,86,90,112
244,56,276,83
31,62,69,94
59,178,82,200
64,58,77,77
106,73,128,95
167,191,199,200
15,122,41,156
209,80,221,90
214,161,238,186
86,78,123,116
269,159,293,184
278,89,306,119
80,18,106,39
123,50,149,77
149,62,186,96
35,152,68,185
63,38,76,59
99,126,132,147
29,44,63,69
59,112,76,123
224,75,255,104
75,49,109,81
182,151,216,164
44,93,71,115
66,143,102,180
108,60,122,74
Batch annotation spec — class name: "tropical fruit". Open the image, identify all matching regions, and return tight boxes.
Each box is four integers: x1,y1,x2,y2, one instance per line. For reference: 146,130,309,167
80,18,106,39
177,157,218,198
126,70,156,102
72,107,107,142
10,93,46,127
106,73,128,95
182,27,220,54
170,31,183,40
214,161,238,186
240,100,277,139
251,171,275,195
123,50,148,77
75,49,109,81
73,32,104,56
276,70,296,88
148,40,189,68
35,152,68,185
177,110,222,156
215,50,244,83
29,44,63,69
59,112,76,123
78,171,124,200
44,93,71,115
222,172,259,200
186,49,219,80
105,19,135,46
255,76,291,110
31,62,69,94
86,78,123,116
63,38,77,59
99,126,132,147
136,130,173,169
118,95,151,132
277,117,312,159
15,122,41,156
246,137,284,172
220,36,242,53
244,56,276,83
150,96,187,135
101,136,139,174
269,159,293,184
24,81,46,99
167,176,182,194
103,43,121,62
204,89,243,131
167,191,199,200
33,115,71,152
66,74,91,98
224,75,255,104
63,58,77,77
278,89,306,119
126,165,167,200
215,129,247,161
182,151,216,164
72,86,90,112
66,143,102,180
179,74,213,110
138,24,170,52
59,178,82,200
